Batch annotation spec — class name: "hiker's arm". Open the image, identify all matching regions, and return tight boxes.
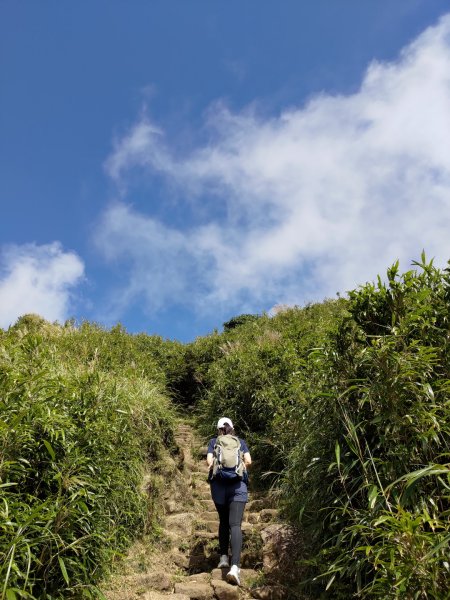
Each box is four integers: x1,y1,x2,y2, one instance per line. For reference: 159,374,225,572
206,452,214,468
243,452,252,467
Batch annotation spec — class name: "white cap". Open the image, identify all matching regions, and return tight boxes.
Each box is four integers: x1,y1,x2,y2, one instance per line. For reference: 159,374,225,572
217,417,233,429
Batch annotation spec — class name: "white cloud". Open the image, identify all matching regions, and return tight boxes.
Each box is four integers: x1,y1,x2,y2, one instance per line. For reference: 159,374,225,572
0,243,85,328
100,14,450,315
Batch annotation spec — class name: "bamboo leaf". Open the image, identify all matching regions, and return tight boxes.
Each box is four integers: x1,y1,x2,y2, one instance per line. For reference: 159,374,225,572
368,485,378,509
58,556,70,585
325,573,336,590
43,440,56,461
335,441,341,469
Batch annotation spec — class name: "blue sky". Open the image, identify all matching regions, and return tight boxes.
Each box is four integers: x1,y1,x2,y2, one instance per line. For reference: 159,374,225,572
1,1,450,341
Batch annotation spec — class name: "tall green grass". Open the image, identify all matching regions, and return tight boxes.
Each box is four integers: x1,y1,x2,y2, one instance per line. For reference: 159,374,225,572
279,257,450,597
190,256,450,597
0,319,176,599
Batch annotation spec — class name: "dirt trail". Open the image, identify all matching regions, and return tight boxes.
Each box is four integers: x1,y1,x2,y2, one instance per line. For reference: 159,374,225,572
103,423,294,600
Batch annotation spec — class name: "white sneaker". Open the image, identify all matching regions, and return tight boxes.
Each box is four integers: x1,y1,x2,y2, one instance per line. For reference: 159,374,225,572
226,564,240,586
218,554,229,568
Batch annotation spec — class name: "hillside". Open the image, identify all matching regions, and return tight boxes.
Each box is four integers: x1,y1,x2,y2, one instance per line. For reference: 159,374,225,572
1,257,449,599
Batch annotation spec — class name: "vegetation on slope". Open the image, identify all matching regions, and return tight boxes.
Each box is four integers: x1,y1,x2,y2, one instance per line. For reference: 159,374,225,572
2,255,449,599
0,317,177,599
188,255,450,598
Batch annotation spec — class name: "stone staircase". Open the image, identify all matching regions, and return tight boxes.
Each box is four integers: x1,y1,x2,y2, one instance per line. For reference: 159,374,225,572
103,423,294,600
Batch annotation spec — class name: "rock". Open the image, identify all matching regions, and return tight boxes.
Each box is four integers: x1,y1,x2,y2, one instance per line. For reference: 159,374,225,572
239,568,260,587
143,592,190,600
165,499,179,513
211,579,240,600
174,581,214,599
251,586,287,600
165,512,196,535
197,520,218,533
201,510,218,521
171,550,190,569
260,525,294,574
246,499,269,512
194,530,216,540
259,509,279,523
194,488,212,501
199,499,216,511
184,572,210,583
135,571,171,590
260,524,292,545
211,568,259,587
163,528,184,544
210,568,228,581
246,512,260,524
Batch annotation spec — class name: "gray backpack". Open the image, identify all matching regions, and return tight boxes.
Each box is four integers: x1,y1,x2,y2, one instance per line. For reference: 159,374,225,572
211,434,246,481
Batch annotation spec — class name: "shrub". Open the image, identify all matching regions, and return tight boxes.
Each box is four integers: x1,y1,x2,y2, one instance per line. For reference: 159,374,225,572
281,256,450,597
0,322,175,598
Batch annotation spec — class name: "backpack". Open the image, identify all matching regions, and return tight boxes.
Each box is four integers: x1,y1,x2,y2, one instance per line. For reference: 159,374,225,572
211,434,247,481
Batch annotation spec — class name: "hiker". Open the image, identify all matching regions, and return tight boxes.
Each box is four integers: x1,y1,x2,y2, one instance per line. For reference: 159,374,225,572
206,417,252,586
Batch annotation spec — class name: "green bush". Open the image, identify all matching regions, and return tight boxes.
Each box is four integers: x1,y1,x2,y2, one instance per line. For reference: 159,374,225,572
0,322,175,599
190,256,450,597
280,256,450,597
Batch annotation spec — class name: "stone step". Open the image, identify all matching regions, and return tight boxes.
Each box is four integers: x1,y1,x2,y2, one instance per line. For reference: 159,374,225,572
195,520,218,533
183,572,211,584
171,550,191,570
211,579,240,600
200,510,218,521
193,530,217,540
198,499,216,511
175,431,194,438
123,571,172,591
211,567,259,587
190,479,211,491
117,424,292,600
246,499,268,512
175,430,193,437
191,472,209,484
193,488,212,501
142,591,190,600
174,580,213,600
173,570,255,600
165,512,196,534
